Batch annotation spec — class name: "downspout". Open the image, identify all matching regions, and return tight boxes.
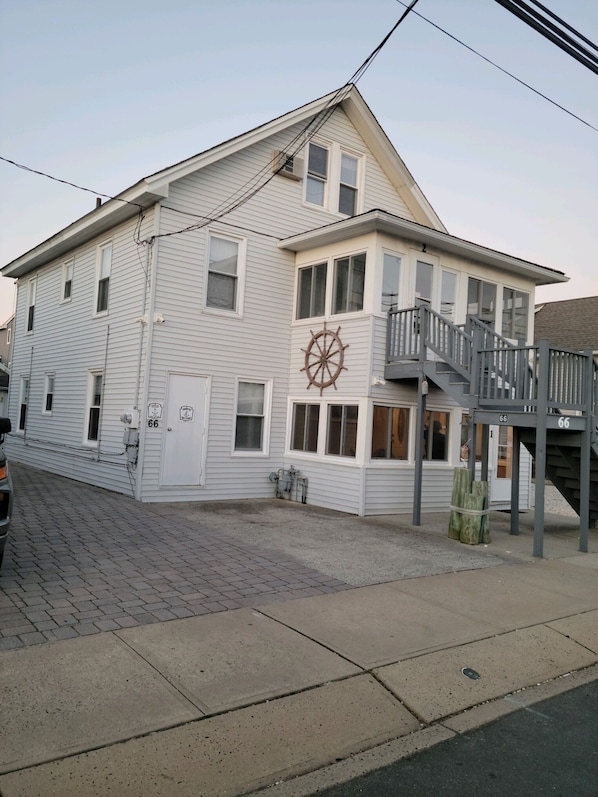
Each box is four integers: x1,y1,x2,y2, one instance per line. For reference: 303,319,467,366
96,325,110,461
134,205,161,502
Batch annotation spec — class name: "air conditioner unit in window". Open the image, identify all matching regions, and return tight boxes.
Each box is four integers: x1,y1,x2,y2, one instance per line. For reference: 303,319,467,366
271,150,304,181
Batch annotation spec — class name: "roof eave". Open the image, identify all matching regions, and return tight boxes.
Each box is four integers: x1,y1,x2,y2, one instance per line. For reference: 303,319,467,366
279,210,568,286
1,182,168,278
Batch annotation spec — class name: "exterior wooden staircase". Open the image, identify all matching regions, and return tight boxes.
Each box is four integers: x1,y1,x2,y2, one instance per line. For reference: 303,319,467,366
385,305,598,554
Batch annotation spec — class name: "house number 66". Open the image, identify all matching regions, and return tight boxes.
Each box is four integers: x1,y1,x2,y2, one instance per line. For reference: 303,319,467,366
557,416,570,429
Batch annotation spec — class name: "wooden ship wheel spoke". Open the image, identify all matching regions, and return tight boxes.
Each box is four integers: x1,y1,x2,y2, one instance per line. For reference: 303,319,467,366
301,323,349,395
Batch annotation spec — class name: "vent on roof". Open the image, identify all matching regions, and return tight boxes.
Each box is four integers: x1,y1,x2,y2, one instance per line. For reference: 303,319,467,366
272,150,304,181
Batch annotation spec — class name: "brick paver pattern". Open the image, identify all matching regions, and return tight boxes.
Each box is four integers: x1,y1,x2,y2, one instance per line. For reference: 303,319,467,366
0,464,349,650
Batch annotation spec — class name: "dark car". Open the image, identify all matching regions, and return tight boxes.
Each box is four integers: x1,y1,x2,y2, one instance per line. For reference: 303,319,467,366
0,417,13,569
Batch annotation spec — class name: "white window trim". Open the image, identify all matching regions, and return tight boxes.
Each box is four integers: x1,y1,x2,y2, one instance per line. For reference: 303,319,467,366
61,258,74,304
303,141,364,217
287,400,323,456
84,370,103,447
93,241,112,318
231,377,272,457
25,277,36,334
203,230,247,318
42,373,55,416
376,248,405,318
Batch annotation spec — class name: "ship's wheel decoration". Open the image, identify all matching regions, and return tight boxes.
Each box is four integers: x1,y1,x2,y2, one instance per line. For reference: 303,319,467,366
301,322,348,395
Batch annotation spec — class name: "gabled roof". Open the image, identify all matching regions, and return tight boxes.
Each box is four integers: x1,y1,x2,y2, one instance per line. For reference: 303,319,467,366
2,85,444,279
534,296,598,351
280,209,568,286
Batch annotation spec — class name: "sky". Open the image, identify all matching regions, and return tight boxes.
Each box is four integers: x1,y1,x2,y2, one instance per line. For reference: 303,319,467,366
1,0,597,325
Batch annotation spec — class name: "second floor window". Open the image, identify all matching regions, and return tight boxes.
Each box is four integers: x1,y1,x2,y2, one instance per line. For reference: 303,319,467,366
62,259,74,301
334,253,365,314
26,279,36,332
381,254,401,312
207,235,240,312
297,263,327,319
338,153,358,215
468,277,496,327
502,288,529,340
306,143,328,206
96,243,112,314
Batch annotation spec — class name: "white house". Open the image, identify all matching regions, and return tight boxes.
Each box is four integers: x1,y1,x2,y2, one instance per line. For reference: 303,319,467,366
1,85,569,516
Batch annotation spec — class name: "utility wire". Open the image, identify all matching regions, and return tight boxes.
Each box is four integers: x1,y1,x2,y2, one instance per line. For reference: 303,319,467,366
526,0,598,53
146,0,422,241
0,155,145,210
395,0,598,134
493,0,598,75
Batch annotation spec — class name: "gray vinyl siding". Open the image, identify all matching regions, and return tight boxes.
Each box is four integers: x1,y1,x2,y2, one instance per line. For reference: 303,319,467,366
6,211,155,495
278,456,364,515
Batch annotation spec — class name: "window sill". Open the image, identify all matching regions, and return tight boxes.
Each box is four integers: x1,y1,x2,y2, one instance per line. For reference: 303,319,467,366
203,306,243,320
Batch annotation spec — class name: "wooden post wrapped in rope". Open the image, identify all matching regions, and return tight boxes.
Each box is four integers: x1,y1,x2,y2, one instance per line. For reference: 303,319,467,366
448,468,472,540
472,480,490,543
460,493,485,545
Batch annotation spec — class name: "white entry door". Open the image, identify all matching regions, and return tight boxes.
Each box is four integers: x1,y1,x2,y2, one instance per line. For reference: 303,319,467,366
161,374,208,486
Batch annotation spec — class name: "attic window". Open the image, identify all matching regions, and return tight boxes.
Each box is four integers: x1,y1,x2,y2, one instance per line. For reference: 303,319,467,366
306,143,328,206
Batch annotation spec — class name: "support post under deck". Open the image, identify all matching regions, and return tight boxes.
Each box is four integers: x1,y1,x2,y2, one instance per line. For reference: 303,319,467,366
412,372,426,526
510,426,520,536
533,340,551,558
578,350,593,552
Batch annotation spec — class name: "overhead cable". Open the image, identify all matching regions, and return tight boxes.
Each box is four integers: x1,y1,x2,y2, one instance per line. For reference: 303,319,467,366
395,0,598,134
493,0,598,75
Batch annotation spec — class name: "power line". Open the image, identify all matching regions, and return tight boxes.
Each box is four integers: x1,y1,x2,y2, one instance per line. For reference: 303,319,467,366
395,0,598,134
526,0,598,53
493,0,598,75
150,0,422,242
0,155,145,210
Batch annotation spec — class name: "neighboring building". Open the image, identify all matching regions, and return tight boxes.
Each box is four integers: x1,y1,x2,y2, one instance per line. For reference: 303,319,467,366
535,296,598,363
1,85,571,517
0,315,14,416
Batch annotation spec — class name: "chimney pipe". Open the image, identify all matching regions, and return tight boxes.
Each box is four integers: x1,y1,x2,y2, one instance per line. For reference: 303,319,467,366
96,197,102,208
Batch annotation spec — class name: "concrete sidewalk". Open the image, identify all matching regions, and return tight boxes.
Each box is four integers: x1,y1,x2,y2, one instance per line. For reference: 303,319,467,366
1,551,597,797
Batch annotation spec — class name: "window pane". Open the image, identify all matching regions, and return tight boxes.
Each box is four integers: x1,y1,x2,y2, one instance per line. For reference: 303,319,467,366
349,254,365,311
306,176,325,206
423,410,449,461
313,263,327,317
88,408,100,441
390,408,409,460
100,245,112,278
467,277,480,316
97,277,109,312
306,405,320,452
342,405,358,457
334,254,365,314
292,404,307,450
235,416,263,449
297,268,313,319
308,144,328,178
292,404,319,452
237,382,264,415
481,282,496,325
207,272,236,310
340,154,357,186
371,406,389,458
441,271,457,320
338,184,356,216
209,237,238,276
327,405,343,455
382,254,401,312
334,259,349,314
513,292,528,339
415,261,433,306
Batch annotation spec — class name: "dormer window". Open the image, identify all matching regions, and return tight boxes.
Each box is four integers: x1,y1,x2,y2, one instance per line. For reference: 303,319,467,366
306,143,328,206
339,153,358,215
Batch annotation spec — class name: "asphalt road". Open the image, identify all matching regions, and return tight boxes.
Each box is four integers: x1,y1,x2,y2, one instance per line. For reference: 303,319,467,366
315,681,598,797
